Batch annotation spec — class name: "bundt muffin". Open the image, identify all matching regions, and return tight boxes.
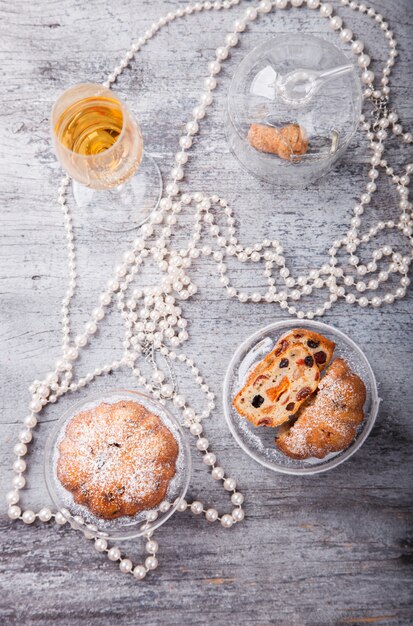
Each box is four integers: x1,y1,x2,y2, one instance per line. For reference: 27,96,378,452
276,358,366,460
57,400,179,519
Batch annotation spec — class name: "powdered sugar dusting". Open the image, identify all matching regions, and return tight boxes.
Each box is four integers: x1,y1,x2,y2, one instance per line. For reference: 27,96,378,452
50,392,188,533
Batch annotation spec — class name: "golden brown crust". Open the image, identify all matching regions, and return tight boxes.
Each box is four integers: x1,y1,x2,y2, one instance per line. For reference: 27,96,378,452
275,358,366,460
57,400,178,519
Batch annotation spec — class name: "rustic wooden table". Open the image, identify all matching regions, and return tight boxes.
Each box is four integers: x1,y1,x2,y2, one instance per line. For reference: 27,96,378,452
1,1,412,624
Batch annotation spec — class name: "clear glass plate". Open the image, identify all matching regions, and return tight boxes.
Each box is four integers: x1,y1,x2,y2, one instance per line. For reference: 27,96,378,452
44,389,191,540
223,320,380,475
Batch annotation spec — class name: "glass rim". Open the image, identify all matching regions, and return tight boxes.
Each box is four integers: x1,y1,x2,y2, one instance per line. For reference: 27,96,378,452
51,82,130,161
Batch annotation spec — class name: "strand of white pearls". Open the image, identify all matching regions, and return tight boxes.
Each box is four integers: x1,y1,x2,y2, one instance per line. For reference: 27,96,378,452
7,0,412,581
7,0,249,581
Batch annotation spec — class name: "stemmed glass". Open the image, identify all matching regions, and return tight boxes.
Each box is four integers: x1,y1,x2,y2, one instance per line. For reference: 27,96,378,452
51,83,162,231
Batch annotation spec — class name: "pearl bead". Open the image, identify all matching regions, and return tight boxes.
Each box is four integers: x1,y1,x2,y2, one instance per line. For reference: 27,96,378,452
19,429,32,444
8,505,21,520
6,490,20,505
12,474,26,489
221,514,234,528
362,70,375,84
340,28,353,42
14,443,27,457
307,0,320,8
159,500,171,513
196,437,209,451
259,0,272,12
177,498,188,512
146,510,158,524
245,7,257,20
190,423,203,436
358,54,371,68
206,508,218,522
145,556,158,570
224,477,236,491
330,15,342,29
225,33,238,47
133,565,147,580
119,558,133,573
24,415,37,428
94,538,107,552
190,501,204,515
211,466,225,480
320,4,333,18
232,508,245,522
22,510,36,524
161,383,174,397
107,547,121,561
38,508,52,522
146,540,159,554
54,511,67,525
203,452,216,466
275,0,288,8
231,492,244,506
351,40,364,54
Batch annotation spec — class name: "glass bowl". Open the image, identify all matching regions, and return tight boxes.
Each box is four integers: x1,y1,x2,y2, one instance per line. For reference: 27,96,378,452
227,34,362,186
223,320,380,475
44,389,191,540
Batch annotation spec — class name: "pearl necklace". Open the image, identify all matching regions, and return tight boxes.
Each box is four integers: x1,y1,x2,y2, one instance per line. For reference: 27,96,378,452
6,0,412,581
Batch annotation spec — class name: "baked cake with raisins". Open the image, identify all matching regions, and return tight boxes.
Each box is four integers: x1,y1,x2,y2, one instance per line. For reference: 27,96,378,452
247,328,335,384
232,343,321,427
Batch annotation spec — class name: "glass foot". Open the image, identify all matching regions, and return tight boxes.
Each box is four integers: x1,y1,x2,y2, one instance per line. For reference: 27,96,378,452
72,153,162,232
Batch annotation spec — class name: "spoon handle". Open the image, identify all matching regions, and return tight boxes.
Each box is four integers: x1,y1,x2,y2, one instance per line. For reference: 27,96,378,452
318,64,354,81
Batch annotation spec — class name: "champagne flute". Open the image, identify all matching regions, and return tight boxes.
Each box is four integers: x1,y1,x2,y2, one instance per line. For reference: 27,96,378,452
52,83,162,231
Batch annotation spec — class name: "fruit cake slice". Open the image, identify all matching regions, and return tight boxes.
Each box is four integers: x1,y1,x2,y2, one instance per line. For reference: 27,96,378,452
232,343,320,427
245,328,335,387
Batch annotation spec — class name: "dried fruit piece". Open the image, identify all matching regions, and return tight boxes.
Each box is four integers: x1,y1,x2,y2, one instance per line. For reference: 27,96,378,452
251,394,264,408
314,351,327,364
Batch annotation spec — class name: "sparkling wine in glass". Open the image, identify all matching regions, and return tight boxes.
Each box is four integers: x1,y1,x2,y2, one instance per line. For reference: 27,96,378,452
52,83,162,231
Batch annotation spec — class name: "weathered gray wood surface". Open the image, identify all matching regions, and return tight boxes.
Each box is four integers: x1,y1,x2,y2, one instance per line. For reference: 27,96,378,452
1,0,412,624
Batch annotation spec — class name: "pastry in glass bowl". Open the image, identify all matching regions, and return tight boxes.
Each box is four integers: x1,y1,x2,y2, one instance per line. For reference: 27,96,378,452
56,399,178,519
231,327,367,461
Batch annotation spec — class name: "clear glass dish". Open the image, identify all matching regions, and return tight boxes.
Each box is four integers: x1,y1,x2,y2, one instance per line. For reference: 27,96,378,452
227,34,362,187
44,389,191,540
223,320,380,475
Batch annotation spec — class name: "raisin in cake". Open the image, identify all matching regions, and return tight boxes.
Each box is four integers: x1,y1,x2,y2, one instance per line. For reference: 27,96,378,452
246,328,335,386
232,343,320,427
276,358,366,459
57,400,179,519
